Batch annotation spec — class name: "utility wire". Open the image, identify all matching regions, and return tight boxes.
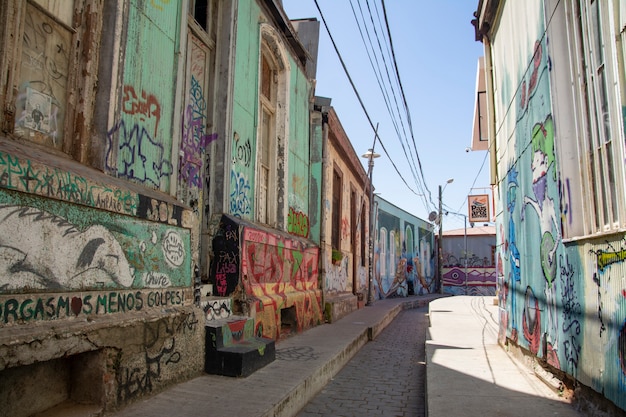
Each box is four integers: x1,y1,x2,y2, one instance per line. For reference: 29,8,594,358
313,0,419,195
349,0,431,212
380,0,431,202
348,0,422,192
455,150,490,215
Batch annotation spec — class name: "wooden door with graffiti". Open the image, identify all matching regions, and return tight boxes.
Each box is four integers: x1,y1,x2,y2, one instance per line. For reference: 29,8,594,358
181,15,219,278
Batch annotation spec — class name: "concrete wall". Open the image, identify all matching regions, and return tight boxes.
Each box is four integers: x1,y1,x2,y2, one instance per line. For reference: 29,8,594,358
0,139,202,414
481,0,626,412
374,197,435,298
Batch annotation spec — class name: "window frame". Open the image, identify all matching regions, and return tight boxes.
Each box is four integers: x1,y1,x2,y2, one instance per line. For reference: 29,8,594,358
255,24,290,228
256,48,278,226
1,0,81,156
331,166,342,252
563,0,626,238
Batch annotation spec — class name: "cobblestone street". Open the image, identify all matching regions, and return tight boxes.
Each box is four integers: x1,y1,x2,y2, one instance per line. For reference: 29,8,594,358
297,307,428,417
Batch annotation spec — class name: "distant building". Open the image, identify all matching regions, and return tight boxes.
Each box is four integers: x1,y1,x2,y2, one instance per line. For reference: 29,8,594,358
374,197,436,298
441,225,496,295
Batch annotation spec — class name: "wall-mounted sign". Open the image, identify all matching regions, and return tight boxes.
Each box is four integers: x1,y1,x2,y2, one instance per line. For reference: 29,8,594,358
468,194,490,223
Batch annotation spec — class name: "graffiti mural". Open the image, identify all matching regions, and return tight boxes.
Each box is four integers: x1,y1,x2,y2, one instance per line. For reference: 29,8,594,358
588,239,626,398
0,188,191,295
106,119,173,188
442,267,497,296
497,26,584,377
0,151,139,215
324,254,350,293
287,207,309,238
241,225,322,339
180,76,218,189
373,201,435,299
230,170,252,218
202,298,232,321
107,0,179,192
0,288,190,324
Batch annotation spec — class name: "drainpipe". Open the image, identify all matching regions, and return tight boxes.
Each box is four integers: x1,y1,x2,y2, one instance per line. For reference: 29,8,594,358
483,36,498,187
319,106,329,292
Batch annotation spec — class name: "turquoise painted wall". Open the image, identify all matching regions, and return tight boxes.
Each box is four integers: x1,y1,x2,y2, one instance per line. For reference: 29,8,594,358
106,1,181,192
496,2,584,378
287,68,314,238
229,0,315,243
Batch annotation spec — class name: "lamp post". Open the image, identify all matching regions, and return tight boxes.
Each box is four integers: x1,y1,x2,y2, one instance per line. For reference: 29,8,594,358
438,178,454,294
362,148,380,305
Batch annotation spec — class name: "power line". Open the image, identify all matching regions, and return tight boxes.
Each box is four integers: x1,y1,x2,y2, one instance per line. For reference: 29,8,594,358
313,0,420,195
348,0,422,193
347,0,432,210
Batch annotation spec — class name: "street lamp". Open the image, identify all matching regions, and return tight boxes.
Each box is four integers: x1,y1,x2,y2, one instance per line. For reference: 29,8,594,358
362,148,380,305
438,178,454,294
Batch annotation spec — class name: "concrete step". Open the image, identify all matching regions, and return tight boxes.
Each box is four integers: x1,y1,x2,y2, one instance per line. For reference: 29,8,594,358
205,315,276,377
205,315,255,349
211,337,276,377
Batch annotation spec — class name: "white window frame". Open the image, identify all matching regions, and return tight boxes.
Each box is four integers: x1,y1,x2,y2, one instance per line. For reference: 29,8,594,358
564,0,626,237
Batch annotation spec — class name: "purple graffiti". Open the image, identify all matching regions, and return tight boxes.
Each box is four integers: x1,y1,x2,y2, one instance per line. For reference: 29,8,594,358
180,76,218,188
106,119,173,188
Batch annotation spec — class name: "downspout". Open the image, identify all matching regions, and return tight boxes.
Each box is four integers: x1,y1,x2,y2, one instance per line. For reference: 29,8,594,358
319,107,329,276
483,35,498,187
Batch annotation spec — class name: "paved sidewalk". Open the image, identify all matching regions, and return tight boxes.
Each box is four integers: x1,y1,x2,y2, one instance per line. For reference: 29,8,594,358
105,295,441,417
426,296,582,417
105,295,584,417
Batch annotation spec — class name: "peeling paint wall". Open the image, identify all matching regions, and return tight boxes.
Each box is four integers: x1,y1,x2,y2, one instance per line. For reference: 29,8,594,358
0,1,203,413
320,107,369,299
229,0,315,232
105,1,181,192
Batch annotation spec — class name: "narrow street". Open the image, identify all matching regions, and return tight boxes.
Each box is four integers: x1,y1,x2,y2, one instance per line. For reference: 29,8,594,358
297,307,428,417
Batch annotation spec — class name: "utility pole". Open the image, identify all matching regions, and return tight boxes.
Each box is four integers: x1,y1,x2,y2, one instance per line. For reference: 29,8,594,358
438,178,453,294
438,184,443,294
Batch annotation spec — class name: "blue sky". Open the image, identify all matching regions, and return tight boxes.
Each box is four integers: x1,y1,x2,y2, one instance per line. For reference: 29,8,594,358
283,0,489,231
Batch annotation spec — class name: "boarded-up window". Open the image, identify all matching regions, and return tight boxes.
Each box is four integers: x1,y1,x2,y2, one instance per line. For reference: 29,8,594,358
13,1,76,151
